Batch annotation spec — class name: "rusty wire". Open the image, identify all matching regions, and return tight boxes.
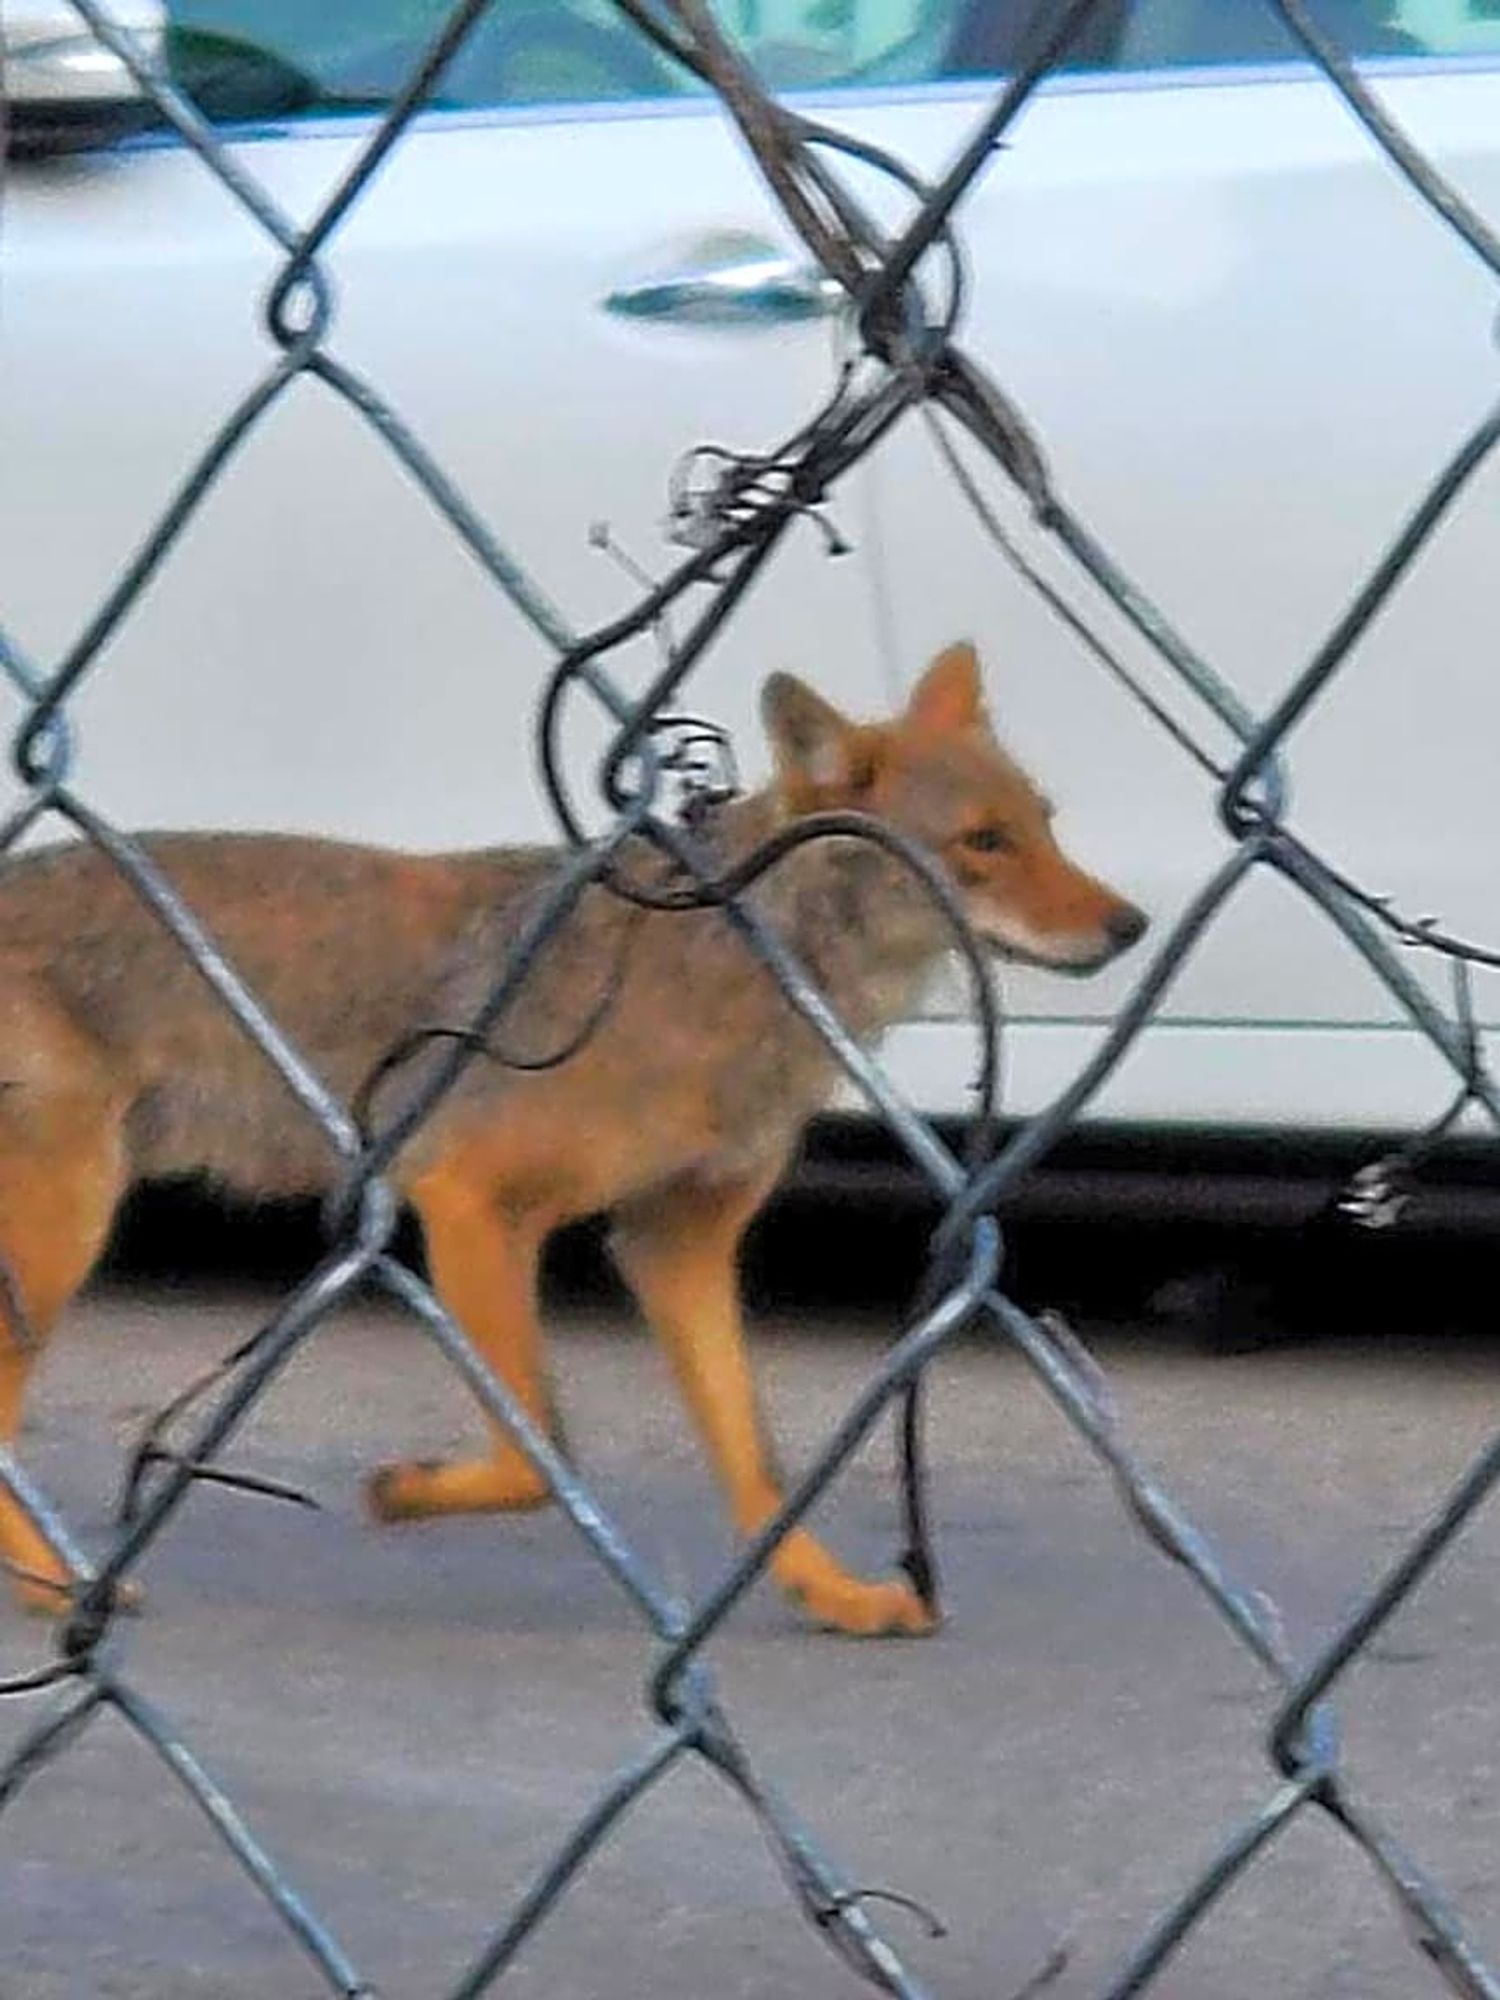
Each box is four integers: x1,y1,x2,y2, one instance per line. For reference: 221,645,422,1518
1,2,1499,1995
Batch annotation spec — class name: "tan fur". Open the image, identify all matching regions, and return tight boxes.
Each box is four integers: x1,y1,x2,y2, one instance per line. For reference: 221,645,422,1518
0,644,1144,1631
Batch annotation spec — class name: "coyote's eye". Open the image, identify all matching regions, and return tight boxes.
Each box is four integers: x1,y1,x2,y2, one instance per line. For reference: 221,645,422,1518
961,825,1013,855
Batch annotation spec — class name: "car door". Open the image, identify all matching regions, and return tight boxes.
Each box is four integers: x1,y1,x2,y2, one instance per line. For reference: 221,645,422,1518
0,0,910,861
5,1,1496,1137
838,1,1500,1130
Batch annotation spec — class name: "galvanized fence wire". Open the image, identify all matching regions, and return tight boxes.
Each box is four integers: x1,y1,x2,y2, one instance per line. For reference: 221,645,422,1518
0,1,1497,1994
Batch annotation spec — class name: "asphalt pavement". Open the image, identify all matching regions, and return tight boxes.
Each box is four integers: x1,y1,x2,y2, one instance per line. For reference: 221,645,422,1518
4,1259,1499,1999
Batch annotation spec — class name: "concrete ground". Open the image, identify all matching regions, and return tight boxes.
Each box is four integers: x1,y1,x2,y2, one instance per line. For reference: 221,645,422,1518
3,1269,1499,1999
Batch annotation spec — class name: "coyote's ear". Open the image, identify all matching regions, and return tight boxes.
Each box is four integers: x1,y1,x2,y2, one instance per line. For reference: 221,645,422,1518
761,672,861,790
906,641,985,735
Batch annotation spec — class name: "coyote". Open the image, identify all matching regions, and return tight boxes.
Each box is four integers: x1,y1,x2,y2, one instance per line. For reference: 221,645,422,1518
0,643,1144,1633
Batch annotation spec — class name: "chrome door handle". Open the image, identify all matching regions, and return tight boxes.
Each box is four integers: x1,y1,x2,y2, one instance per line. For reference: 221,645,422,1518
603,230,843,327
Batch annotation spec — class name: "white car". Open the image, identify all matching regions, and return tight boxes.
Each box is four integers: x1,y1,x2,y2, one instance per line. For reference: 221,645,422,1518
1,1,1497,1154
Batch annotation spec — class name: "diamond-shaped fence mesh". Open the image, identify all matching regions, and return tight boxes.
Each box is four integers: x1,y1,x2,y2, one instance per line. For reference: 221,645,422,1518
1,3,1499,1995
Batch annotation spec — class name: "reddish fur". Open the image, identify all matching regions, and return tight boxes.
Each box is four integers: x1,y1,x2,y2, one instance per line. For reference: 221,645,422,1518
0,645,1143,1633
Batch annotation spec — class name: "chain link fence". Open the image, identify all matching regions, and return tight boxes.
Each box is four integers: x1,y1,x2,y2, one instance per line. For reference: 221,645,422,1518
2,2,1499,1994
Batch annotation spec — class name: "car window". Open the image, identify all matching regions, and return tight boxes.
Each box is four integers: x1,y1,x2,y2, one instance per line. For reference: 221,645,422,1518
161,0,1500,127
162,2,968,117
1111,0,1498,67
163,3,683,119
